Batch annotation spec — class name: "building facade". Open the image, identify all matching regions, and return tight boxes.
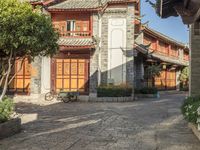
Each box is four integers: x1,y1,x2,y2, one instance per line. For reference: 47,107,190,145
5,0,189,100
135,27,189,90
155,0,200,96
8,0,138,100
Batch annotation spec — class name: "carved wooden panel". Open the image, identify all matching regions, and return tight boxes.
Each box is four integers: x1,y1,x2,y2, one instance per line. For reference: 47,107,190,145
53,58,89,93
7,58,31,94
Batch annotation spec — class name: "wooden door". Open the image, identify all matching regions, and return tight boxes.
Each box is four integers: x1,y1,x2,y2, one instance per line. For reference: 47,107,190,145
8,59,31,94
155,70,166,90
52,58,89,94
155,70,176,90
166,70,176,89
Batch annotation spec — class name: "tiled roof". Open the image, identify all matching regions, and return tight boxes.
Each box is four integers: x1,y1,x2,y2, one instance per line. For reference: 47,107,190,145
48,0,131,10
135,43,189,66
58,37,95,47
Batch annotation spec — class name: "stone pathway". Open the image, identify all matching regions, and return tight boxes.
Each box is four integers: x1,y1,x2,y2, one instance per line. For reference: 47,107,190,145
0,92,200,150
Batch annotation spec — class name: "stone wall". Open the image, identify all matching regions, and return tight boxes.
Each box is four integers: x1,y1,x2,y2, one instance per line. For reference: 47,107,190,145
134,54,144,89
30,57,42,96
89,13,99,97
126,4,135,92
190,23,200,96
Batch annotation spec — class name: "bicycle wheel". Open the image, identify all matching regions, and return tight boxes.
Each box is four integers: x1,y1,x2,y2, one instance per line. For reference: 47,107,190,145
62,97,71,103
45,92,54,101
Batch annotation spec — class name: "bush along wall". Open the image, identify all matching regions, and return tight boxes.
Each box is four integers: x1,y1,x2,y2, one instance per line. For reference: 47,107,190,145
97,85,132,97
181,96,200,124
134,87,158,95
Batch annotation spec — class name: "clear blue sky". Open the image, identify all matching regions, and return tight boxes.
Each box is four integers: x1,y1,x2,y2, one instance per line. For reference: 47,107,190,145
141,0,189,44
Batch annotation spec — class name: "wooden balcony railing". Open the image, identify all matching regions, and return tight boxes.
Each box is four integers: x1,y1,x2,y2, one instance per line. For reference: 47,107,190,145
59,31,92,38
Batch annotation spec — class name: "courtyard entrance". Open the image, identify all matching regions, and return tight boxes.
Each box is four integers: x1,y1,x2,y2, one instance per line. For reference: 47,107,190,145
51,54,89,94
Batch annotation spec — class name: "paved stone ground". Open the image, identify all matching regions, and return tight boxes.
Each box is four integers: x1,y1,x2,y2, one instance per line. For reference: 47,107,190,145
0,92,200,150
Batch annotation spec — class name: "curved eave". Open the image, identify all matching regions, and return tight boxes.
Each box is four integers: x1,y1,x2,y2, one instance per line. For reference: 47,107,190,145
156,0,179,18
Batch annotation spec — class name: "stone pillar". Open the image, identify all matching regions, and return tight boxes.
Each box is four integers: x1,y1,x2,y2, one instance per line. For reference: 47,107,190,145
134,55,144,89
30,57,42,97
190,23,200,96
89,14,99,98
176,70,181,91
126,4,135,97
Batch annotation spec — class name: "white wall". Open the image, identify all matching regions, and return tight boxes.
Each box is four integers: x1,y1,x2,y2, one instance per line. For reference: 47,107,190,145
108,18,126,85
41,57,51,94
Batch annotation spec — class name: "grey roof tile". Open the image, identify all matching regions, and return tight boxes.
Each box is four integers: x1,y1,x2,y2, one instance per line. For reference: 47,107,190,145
48,0,128,10
58,37,95,47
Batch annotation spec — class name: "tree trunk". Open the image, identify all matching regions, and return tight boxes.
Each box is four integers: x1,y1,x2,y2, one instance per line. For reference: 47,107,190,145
0,52,12,102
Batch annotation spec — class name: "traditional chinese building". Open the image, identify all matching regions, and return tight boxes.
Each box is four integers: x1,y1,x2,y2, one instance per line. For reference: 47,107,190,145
155,0,200,96
5,0,189,100
134,27,189,90
8,0,137,100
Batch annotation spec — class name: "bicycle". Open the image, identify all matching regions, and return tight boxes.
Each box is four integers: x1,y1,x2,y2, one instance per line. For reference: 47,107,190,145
45,90,79,103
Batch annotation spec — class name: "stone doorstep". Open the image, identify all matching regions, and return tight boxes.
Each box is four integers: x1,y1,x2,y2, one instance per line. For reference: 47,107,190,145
188,123,200,141
89,97,134,102
0,118,21,140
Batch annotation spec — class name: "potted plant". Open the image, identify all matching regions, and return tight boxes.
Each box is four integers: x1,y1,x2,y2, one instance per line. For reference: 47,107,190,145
0,97,21,139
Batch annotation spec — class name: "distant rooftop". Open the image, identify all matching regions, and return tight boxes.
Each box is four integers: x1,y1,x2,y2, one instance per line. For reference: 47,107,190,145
144,27,189,50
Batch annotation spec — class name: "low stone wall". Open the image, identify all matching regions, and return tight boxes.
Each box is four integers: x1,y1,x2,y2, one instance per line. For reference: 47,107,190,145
188,123,200,141
135,94,159,99
0,118,21,139
89,97,134,102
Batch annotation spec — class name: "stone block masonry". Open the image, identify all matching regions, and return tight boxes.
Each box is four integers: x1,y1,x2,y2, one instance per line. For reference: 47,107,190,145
190,24,200,96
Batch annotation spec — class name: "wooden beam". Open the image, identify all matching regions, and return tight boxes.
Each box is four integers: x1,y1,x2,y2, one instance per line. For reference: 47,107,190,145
194,7,200,22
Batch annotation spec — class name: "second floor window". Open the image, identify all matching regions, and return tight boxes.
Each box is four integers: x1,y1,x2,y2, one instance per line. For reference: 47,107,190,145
67,20,76,36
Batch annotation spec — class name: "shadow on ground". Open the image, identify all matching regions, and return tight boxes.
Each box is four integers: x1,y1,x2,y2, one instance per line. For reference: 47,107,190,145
0,92,200,150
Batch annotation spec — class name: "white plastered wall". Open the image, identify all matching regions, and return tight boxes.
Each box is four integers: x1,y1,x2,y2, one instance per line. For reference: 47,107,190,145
41,57,51,94
108,18,127,85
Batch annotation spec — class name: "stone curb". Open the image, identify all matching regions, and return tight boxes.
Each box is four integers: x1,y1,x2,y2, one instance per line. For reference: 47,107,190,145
0,118,21,140
188,122,200,141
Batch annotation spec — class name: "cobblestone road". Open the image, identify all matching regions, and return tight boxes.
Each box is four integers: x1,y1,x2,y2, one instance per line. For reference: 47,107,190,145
0,92,200,150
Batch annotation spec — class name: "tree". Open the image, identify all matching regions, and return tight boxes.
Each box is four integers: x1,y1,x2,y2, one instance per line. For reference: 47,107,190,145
0,0,59,101
179,67,189,89
144,64,162,87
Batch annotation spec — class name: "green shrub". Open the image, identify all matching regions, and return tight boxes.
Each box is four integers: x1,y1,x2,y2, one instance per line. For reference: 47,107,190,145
0,97,14,123
135,87,158,94
97,84,132,97
181,96,200,124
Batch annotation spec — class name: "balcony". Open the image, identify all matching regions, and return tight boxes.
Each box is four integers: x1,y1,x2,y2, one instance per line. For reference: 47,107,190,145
59,31,92,38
